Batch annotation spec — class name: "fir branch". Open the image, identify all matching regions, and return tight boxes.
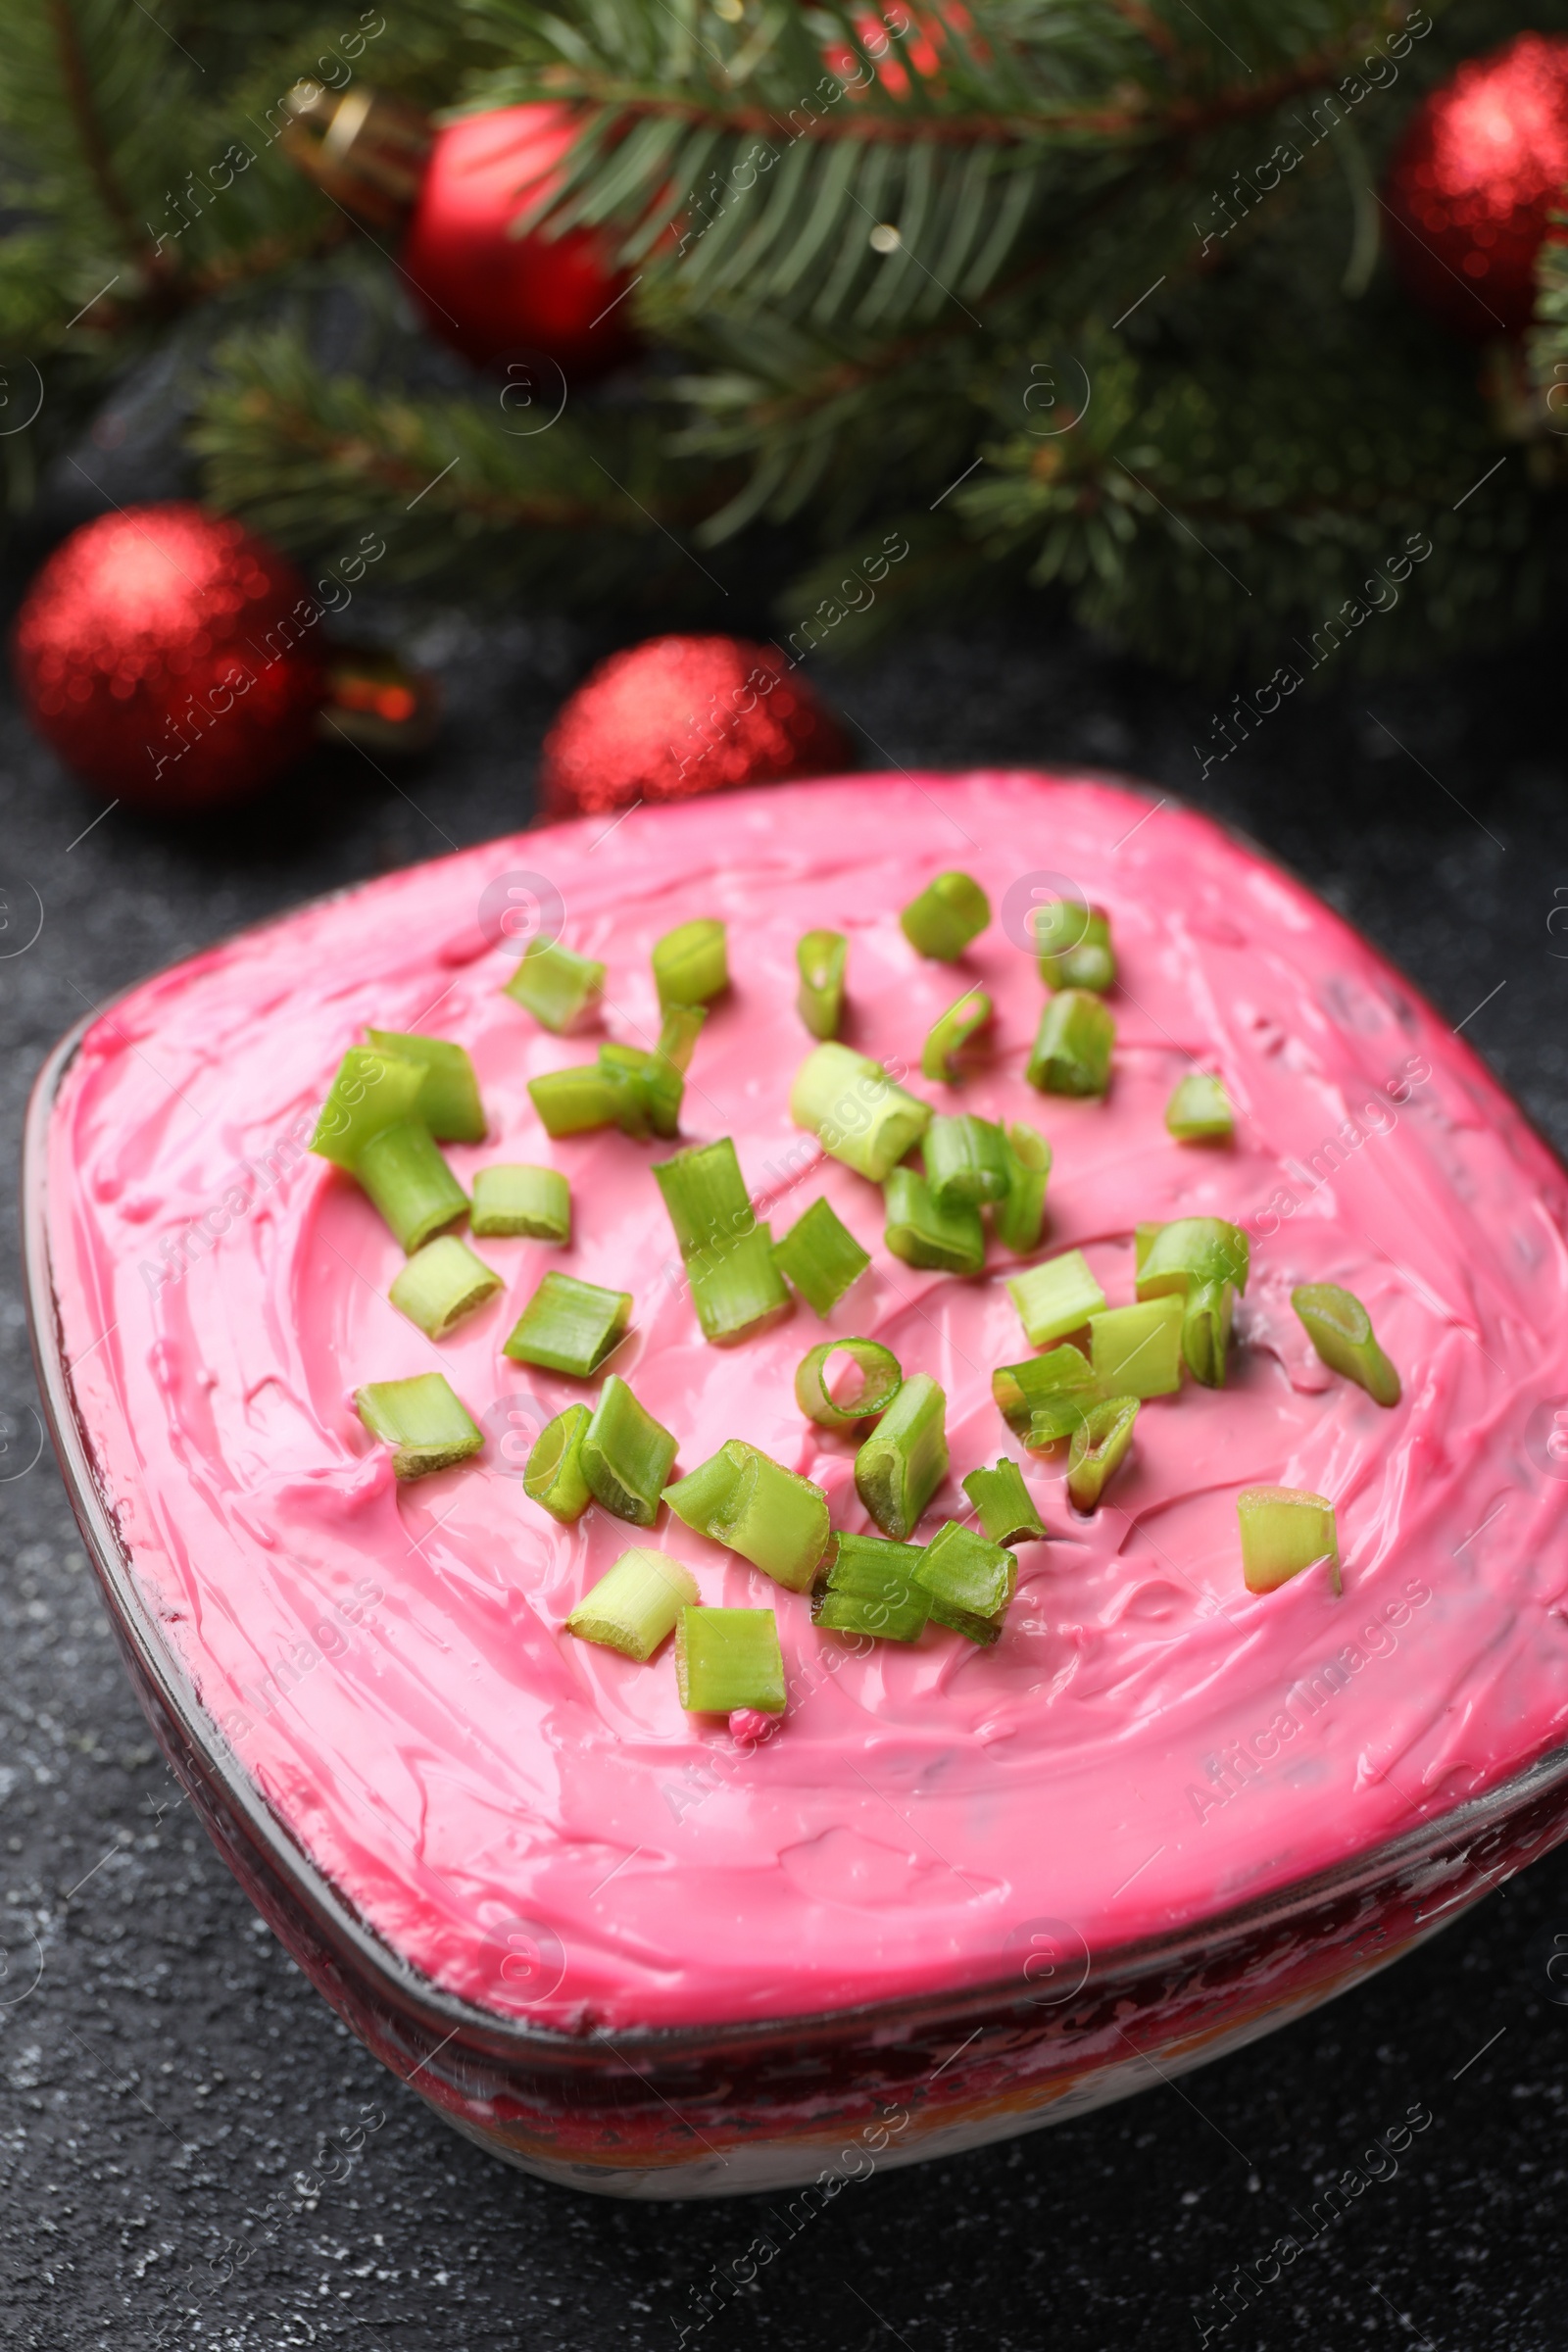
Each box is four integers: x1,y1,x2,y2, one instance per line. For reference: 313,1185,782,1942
46,0,149,259
0,2,494,358
1105,0,1183,65
946,307,1555,678
462,0,1440,338
659,307,980,540
189,319,731,596
8,0,1558,697
70,217,357,335
1527,220,1568,432
512,31,1415,146
471,0,1434,146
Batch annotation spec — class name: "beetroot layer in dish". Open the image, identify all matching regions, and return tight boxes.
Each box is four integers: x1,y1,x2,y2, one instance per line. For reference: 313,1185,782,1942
45,771,1568,2033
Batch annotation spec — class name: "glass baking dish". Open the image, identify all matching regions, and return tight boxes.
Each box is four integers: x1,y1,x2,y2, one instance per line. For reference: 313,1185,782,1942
24,1003,1568,2198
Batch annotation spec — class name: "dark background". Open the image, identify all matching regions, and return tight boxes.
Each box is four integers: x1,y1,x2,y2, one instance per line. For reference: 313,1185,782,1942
6,427,1568,2349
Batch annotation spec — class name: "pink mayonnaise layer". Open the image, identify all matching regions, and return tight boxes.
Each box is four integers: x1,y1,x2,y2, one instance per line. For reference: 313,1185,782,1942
44,772,1568,2033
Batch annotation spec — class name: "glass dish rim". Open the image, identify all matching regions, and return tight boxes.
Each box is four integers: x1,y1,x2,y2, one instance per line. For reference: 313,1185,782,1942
23,795,1568,2065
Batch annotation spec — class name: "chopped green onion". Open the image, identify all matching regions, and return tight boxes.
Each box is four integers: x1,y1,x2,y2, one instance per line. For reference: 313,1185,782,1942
1291,1283,1401,1407
654,1445,737,1536
566,1548,699,1662
1028,1401,1096,1449
993,1122,1053,1255
655,1139,788,1342
1026,990,1115,1097
772,1197,870,1315
1136,1217,1250,1388
1033,901,1115,993
1183,1282,1234,1388
527,1040,690,1144
962,1457,1047,1545
637,1057,685,1143
1087,1298,1183,1398
1238,1485,1342,1595
523,1403,593,1523
598,1041,682,1140
366,1030,486,1143
921,990,992,1083
658,1004,708,1073
388,1236,502,1340
663,1441,830,1592
855,1371,948,1540
689,1224,791,1344
470,1163,571,1242
1006,1250,1105,1348
355,1373,483,1480
1134,1220,1163,1276
790,1044,931,1183
992,1343,1098,1441
581,1375,679,1527
504,1270,632,1378
528,1063,625,1138
914,1521,1016,1644
675,1605,786,1714
596,1043,656,1139
653,1138,754,1257
884,1167,986,1276
813,1590,925,1643
1067,1396,1140,1511
1137,1217,1250,1296
504,938,606,1034
797,929,848,1041
1166,1071,1234,1144
900,871,991,961
812,1533,930,1642
311,1046,428,1170
356,1121,469,1252
795,1339,903,1427
654,918,728,1010
923,1113,1010,1207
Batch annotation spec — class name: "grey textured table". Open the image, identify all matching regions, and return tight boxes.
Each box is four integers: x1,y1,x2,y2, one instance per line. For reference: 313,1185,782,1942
5,586,1568,2352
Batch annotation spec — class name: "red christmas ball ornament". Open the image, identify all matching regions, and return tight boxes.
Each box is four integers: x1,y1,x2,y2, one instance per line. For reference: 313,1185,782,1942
1383,32,1568,340
402,104,637,377
538,635,853,818
13,504,328,815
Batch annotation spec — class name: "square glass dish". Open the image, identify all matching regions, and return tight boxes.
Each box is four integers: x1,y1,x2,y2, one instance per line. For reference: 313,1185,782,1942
24,770,1568,2198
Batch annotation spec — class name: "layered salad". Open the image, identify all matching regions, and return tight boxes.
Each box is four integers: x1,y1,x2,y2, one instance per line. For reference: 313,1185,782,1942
45,771,1568,2033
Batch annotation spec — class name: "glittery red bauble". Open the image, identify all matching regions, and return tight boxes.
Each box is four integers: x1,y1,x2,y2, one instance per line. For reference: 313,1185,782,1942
13,504,327,814
402,104,637,376
1384,32,1568,340
538,635,853,817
